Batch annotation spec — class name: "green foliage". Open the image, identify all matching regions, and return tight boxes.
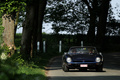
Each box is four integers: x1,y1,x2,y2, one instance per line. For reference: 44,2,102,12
0,12,4,44
0,34,47,80
0,0,26,14
0,47,47,80
44,0,89,34
0,50,21,80
0,26,4,44
15,33,22,48
1,44,10,55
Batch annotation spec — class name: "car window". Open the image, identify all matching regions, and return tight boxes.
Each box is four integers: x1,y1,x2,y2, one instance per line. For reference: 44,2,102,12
68,47,97,54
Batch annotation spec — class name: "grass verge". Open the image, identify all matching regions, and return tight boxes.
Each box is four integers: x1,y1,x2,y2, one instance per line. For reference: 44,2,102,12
16,52,62,80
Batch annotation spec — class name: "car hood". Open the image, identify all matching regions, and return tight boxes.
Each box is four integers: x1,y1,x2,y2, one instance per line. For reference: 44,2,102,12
70,54,96,62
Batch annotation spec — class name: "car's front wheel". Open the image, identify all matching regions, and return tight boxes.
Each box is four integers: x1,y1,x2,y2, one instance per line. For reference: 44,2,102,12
62,63,69,72
96,65,103,72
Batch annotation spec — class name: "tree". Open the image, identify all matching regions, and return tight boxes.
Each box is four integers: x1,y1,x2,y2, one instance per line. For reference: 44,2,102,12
44,0,89,35
81,0,102,45
0,0,26,54
96,0,111,51
0,0,47,59
38,0,47,53
20,0,35,60
106,19,119,36
82,0,111,50
106,3,120,36
21,0,47,60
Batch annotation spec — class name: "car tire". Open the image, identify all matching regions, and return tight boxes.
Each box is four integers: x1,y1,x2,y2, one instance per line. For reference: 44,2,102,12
62,63,69,72
96,66,103,72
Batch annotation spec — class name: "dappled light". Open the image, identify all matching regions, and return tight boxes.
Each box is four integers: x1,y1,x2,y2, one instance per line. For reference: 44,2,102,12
47,76,120,80
0,0,120,80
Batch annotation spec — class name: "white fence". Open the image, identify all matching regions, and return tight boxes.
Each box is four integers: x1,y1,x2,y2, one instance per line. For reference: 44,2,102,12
37,40,62,53
37,41,83,53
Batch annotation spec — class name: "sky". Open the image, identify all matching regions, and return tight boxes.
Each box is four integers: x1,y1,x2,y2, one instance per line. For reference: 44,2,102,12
16,0,120,33
111,0,120,19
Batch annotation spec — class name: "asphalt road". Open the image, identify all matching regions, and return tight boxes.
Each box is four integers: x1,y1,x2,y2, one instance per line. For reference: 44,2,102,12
46,52,120,80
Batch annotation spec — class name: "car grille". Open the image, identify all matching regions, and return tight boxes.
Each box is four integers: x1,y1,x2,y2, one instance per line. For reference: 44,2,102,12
73,60,94,62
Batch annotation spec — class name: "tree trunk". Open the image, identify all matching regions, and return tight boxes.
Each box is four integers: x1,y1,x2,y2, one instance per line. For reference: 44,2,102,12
38,0,47,53
87,10,96,45
96,0,111,51
2,14,16,55
82,0,97,46
20,4,35,60
31,0,39,57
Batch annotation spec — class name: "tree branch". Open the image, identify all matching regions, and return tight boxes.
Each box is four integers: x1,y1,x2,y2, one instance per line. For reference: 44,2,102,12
81,0,92,12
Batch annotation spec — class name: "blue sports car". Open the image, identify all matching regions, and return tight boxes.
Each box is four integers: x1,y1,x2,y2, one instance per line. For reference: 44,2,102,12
62,46,103,72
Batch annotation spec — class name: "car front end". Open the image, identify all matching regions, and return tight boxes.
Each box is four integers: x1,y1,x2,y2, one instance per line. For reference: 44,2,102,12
62,46,103,72
65,55,103,69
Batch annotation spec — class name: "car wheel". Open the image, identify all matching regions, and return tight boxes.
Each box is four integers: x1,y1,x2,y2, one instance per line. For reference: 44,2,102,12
96,66,103,72
62,63,69,72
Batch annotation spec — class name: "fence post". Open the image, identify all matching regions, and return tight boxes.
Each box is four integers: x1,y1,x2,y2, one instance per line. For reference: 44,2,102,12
37,41,40,51
59,40,62,53
43,41,46,53
81,41,83,47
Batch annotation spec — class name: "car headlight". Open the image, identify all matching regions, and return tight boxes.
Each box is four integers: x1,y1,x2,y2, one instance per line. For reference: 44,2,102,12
96,57,101,62
66,57,72,63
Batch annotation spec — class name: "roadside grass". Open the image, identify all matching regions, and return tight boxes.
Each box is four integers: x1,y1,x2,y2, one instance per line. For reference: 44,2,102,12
17,64,46,80
16,52,61,80
14,33,62,80
0,53,47,80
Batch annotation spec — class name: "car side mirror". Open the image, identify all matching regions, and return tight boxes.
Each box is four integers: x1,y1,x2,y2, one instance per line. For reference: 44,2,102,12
64,52,68,55
99,52,102,55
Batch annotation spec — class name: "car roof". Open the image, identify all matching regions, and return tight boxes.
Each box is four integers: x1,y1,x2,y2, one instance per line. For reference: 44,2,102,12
70,46,96,49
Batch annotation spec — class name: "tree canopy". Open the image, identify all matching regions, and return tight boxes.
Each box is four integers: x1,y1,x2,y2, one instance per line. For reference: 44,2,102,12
0,0,26,14
44,0,89,34
1,0,120,58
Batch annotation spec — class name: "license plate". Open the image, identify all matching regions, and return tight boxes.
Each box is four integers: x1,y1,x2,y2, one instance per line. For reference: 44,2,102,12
80,64,88,67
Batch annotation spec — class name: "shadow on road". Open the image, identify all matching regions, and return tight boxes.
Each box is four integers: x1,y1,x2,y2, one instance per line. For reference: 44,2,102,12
48,76,120,80
46,52,120,71
47,52,120,80
103,52,120,70
68,69,106,72
46,57,107,72
46,67,62,70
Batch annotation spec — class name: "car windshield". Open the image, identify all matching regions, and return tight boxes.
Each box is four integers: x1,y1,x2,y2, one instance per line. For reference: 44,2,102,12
68,47,97,54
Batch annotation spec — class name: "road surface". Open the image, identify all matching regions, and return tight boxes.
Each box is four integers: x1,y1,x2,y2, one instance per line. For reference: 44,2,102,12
46,52,120,80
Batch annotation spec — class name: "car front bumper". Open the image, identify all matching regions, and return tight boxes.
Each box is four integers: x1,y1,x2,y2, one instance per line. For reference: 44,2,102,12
66,62,103,69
